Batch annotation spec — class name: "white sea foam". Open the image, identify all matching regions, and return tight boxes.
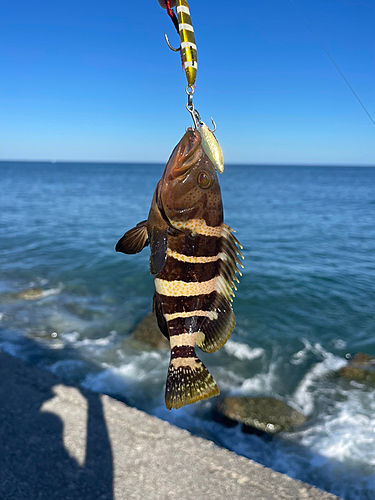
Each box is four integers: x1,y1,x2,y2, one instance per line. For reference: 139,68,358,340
332,339,346,350
61,331,80,344
22,285,63,300
60,330,117,350
279,342,375,495
290,338,336,366
48,339,65,350
214,367,245,392
78,334,117,348
236,360,279,395
31,328,118,353
39,286,63,298
82,351,167,397
292,345,347,415
31,311,88,340
0,312,4,321
224,340,264,361
290,338,312,365
292,388,375,466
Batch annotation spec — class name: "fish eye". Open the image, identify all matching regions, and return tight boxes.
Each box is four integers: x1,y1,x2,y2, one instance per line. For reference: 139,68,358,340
197,171,212,189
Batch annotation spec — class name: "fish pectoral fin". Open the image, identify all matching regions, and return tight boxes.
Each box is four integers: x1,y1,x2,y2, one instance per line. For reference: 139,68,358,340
115,220,149,254
149,225,168,275
165,352,219,410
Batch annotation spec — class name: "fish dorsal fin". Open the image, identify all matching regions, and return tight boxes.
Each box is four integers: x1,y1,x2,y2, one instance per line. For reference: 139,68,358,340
115,220,149,254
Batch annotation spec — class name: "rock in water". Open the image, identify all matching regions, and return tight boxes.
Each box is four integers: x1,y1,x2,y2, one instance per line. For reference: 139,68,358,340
215,396,306,434
15,287,44,300
130,313,169,350
338,352,375,385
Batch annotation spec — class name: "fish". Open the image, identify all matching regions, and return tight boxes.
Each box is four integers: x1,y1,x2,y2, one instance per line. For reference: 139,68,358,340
116,128,243,410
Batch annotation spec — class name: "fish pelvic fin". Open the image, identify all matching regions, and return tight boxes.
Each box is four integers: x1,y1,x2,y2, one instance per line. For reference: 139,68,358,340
147,186,169,275
165,346,219,410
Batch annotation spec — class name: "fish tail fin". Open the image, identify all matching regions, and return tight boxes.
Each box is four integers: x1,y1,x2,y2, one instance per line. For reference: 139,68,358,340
165,346,219,410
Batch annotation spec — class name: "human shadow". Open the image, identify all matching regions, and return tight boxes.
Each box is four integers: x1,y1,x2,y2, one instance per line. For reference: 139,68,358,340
0,350,113,500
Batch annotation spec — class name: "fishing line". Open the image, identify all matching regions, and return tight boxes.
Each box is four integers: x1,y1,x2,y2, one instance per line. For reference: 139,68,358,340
289,0,375,128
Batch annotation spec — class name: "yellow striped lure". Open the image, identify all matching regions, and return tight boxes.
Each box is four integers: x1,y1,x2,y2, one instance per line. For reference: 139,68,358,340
161,0,224,174
164,0,197,88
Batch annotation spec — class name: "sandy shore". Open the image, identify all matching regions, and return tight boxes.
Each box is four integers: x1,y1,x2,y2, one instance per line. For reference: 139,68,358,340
0,350,342,500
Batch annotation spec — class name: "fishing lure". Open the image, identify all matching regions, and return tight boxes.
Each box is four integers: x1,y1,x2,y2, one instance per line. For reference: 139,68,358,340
164,0,197,89
198,119,224,174
184,95,224,175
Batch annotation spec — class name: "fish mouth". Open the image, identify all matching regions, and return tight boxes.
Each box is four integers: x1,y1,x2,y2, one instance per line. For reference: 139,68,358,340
170,128,202,178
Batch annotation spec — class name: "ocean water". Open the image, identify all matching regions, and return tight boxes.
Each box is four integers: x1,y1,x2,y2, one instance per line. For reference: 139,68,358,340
1,161,375,499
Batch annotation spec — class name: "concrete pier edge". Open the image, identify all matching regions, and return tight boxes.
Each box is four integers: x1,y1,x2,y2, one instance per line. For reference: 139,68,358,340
0,350,342,500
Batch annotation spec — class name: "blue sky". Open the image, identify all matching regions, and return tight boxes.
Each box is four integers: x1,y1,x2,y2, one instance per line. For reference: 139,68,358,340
1,0,374,165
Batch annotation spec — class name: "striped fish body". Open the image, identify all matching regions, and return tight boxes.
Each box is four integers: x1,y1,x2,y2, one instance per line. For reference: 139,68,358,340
176,0,197,87
116,129,243,410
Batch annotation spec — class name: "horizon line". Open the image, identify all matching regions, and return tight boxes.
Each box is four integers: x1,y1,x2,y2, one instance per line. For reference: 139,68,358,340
1,159,375,168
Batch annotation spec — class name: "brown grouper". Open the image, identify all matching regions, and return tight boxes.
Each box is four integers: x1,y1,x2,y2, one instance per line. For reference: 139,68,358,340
116,128,243,410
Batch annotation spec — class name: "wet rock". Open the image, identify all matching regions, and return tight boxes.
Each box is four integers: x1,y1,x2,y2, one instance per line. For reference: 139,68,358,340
214,396,306,434
15,287,44,301
130,312,169,349
338,352,375,385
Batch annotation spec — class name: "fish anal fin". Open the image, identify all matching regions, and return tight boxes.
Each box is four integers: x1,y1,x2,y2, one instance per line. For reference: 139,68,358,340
153,293,169,340
197,301,235,353
165,352,219,410
116,221,148,254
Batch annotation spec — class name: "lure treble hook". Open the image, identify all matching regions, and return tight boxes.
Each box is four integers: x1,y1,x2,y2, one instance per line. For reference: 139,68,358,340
208,117,216,133
164,32,180,52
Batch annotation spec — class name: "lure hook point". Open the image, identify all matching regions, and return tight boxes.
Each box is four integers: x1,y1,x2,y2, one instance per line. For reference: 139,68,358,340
164,32,180,52
209,117,217,133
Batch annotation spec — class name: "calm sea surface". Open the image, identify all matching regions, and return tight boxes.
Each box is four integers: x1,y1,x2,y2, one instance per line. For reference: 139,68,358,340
1,162,375,499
